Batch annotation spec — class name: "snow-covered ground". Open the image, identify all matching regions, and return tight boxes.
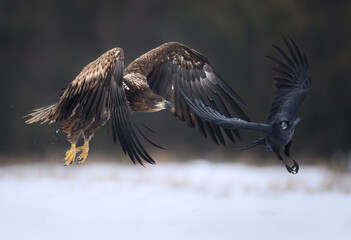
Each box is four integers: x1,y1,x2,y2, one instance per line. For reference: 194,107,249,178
0,160,350,240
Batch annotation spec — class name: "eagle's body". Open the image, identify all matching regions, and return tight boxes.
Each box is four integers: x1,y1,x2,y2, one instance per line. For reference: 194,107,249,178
26,42,248,165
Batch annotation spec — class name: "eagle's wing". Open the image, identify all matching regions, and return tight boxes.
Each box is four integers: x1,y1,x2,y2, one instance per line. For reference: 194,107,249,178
180,90,269,132
266,38,312,123
51,48,156,165
125,42,249,145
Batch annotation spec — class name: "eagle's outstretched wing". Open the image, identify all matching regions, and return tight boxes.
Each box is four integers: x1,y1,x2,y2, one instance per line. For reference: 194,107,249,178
50,48,156,165
125,42,249,145
266,38,312,123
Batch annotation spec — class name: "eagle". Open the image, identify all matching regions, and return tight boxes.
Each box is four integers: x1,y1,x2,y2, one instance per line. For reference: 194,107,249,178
25,42,248,166
180,38,311,174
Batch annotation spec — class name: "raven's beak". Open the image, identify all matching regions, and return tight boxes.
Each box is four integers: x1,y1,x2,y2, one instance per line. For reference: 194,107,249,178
294,117,302,126
164,100,172,109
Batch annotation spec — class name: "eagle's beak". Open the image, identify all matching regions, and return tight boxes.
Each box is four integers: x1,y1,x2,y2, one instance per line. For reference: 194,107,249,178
164,100,172,109
154,100,172,111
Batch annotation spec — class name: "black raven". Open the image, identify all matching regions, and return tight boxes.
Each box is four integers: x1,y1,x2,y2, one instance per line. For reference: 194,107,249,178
180,38,311,174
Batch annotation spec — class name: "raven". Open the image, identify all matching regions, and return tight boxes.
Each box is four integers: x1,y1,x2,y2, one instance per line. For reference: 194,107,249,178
180,38,311,174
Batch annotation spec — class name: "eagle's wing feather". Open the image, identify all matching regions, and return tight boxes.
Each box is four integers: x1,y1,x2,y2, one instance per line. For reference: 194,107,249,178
266,38,312,123
51,48,122,122
51,48,155,165
125,42,249,145
108,61,156,165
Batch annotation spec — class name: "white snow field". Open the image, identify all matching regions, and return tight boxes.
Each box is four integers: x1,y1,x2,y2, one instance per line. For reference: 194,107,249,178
0,160,350,240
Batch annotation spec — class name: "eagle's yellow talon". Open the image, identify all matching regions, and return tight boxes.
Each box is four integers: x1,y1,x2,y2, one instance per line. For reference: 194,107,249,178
64,143,77,166
76,141,89,164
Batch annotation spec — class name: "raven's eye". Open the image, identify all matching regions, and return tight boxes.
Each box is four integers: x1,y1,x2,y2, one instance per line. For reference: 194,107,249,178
280,121,289,130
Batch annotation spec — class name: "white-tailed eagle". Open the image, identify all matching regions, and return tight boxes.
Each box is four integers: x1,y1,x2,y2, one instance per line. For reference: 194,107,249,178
25,42,248,165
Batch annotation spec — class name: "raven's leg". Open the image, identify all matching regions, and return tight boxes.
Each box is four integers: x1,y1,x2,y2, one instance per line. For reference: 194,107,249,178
284,141,299,174
274,148,298,174
286,156,299,174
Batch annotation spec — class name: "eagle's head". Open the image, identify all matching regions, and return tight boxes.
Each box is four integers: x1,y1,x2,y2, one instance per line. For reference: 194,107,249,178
142,90,172,112
123,73,171,112
125,85,171,112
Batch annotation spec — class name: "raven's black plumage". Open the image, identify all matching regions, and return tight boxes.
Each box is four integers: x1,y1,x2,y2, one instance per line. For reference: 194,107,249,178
181,38,311,174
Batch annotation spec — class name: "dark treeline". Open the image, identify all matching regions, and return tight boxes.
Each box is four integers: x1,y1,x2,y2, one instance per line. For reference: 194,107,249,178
0,0,350,162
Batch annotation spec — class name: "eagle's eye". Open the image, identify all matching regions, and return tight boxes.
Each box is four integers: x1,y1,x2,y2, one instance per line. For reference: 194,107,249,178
280,121,289,130
154,99,159,104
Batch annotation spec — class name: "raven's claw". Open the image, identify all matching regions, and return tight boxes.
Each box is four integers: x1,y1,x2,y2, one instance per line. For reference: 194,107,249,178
284,158,299,174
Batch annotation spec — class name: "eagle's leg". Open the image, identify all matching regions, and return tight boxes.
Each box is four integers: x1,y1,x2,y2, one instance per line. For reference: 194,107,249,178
76,141,89,164
64,142,77,166
62,118,83,166
75,117,105,164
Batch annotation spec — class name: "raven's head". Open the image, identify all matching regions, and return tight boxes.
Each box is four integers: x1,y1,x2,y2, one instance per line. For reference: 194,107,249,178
243,113,300,153
237,113,301,174
266,112,297,152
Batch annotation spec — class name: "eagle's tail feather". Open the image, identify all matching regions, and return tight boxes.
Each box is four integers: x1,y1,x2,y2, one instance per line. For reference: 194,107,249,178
24,104,55,124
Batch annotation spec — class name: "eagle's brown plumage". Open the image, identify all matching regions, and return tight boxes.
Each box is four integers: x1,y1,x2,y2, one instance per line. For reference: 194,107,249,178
125,42,249,144
25,42,248,165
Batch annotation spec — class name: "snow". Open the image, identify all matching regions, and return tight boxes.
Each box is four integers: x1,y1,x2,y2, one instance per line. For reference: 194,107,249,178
0,161,350,240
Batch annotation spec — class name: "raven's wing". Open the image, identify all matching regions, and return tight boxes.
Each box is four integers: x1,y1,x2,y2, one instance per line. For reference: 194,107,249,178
266,38,312,123
180,90,269,132
51,48,156,165
125,42,249,145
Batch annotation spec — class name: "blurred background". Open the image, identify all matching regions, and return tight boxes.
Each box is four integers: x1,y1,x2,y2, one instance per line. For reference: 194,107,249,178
1,2,351,239
0,0,350,167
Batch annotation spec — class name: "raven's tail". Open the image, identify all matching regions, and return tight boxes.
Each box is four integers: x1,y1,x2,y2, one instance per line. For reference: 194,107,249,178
24,104,55,124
